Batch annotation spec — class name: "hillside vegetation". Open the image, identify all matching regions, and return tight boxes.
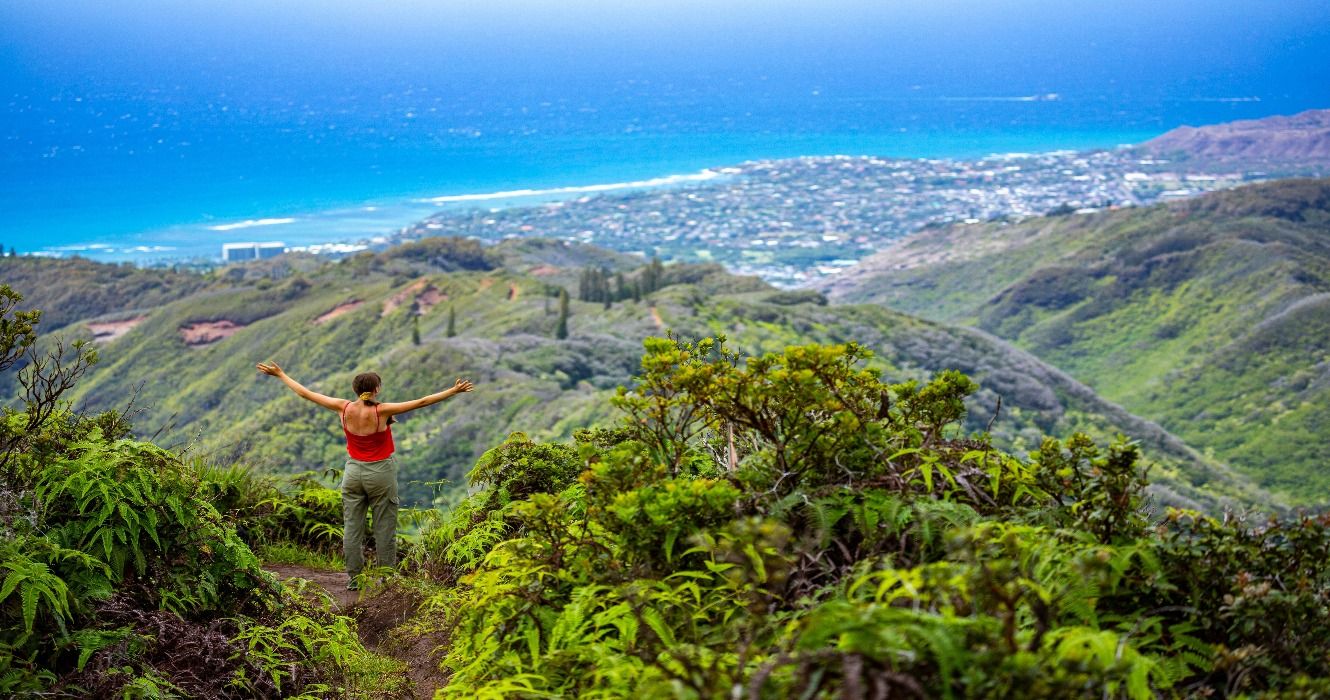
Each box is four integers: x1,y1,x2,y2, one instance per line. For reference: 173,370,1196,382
0,284,409,697
6,238,1270,511
0,256,217,331
823,179,1330,502
5,281,1327,697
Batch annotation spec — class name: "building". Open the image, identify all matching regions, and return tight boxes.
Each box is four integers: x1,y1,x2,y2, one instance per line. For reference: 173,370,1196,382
256,242,286,259
222,242,286,263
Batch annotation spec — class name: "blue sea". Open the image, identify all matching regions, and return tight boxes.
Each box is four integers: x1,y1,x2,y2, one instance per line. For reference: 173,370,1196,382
3,0,1329,262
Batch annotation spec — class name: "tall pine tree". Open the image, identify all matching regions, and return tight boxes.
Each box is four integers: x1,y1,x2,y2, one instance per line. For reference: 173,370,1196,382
555,289,569,339
446,305,456,337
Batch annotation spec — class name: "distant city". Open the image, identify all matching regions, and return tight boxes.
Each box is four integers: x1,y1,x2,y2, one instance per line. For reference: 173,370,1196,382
219,240,370,262
387,148,1267,286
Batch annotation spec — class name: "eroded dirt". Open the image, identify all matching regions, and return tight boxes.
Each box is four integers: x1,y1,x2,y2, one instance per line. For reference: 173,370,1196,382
179,320,246,346
315,300,364,325
88,316,148,344
384,281,449,317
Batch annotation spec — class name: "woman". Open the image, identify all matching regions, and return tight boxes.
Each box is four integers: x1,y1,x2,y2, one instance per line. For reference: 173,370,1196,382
256,361,474,588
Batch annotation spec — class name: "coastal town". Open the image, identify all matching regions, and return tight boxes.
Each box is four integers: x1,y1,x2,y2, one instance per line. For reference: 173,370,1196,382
392,148,1260,286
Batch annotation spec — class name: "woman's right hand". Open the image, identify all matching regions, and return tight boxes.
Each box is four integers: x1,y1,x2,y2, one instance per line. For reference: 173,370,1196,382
453,378,475,393
256,361,284,377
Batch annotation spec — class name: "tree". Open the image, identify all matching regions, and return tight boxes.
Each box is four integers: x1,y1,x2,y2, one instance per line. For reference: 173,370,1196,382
0,285,98,472
555,289,569,340
0,285,39,372
647,256,665,294
412,315,422,346
7,247,15,258
447,305,457,338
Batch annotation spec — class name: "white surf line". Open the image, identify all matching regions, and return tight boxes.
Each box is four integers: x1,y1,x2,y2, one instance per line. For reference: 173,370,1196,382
414,169,724,205
207,217,298,232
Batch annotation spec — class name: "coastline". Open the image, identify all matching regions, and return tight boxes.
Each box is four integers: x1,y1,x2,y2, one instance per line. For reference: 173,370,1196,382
23,130,1165,265
27,166,738,264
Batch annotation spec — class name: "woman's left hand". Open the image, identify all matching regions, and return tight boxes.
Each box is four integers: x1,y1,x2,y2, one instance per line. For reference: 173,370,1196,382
256,361,284,377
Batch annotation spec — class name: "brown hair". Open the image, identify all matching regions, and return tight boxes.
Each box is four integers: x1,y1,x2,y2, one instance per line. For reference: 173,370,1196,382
352,372,381,403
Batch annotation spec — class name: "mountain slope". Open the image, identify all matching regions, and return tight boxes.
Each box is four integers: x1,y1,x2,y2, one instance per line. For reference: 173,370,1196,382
1142,108,1330,165
822,179,1330,501
0,239,1264,511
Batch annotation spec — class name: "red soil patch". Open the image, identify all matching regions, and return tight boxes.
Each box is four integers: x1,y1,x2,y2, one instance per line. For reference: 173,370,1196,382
477,277,494,291
179,320,246,347
383,281,448,317
382,280,429,317
528,264,559,276
88,316,147,344
315,299,364,325
649,305,665,329
416,285,446,315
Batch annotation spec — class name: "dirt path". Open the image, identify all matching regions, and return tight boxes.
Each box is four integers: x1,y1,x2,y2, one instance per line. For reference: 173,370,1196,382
265,564,447,699
265,564,359,610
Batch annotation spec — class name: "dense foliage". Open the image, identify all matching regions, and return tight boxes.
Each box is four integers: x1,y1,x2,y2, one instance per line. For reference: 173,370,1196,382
400,336,1329,698
0,286,406,697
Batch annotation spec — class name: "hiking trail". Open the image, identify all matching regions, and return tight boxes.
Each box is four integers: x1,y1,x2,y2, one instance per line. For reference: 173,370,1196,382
265,564,448,699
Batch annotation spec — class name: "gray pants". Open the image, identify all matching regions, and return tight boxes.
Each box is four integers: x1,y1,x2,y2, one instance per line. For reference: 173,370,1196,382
341,455,399,577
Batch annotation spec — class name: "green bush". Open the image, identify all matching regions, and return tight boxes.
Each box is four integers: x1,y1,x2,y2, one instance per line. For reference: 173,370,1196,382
409,336,1330,697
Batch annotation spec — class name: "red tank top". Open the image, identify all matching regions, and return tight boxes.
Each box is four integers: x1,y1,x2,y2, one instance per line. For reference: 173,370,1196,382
342,401,395,461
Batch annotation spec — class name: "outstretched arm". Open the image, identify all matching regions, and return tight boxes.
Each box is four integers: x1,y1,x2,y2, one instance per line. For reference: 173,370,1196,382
379,378,474,417
256,361,347,412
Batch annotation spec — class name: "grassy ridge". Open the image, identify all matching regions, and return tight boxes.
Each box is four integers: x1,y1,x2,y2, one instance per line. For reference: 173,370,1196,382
1,238,1269,511
825,179,1330,502
0,256,218,331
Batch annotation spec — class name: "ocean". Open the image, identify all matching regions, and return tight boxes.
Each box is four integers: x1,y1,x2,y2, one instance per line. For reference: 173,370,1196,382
4,0,1328,262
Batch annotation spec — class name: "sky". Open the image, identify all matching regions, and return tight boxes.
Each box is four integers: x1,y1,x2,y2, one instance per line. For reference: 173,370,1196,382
4,0,1329,101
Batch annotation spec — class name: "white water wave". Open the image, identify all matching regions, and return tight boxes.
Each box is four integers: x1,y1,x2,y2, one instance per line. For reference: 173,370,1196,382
415,169,723,205
207,217,298,232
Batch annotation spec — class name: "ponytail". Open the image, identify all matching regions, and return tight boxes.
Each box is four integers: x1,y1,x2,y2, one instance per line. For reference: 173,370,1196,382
352,372,382,404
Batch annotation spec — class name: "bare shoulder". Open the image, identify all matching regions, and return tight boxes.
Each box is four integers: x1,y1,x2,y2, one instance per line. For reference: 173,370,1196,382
377,400,412,417
313,394,352,412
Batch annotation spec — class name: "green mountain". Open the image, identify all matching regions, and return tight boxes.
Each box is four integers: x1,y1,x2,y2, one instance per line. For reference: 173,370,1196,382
823,179,1330,502
3,237,1271,511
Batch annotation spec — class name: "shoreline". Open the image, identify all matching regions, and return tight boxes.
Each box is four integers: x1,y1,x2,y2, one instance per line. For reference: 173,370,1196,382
25,139,1155,266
